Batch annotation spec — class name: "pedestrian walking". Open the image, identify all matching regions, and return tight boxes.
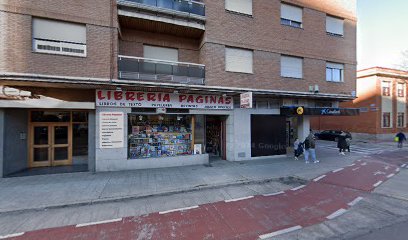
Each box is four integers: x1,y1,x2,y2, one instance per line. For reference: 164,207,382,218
396,130,407,148
337,132,348,155
345,136,352,152
303,133,319,164
293,138,302,160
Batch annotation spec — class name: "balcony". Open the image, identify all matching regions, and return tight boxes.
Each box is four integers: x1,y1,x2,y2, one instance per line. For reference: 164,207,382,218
117,0,206,37
118,55,205,85
119,0,205,16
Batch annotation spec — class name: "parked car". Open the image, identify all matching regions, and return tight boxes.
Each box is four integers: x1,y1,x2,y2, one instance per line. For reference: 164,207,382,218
314,130,352,142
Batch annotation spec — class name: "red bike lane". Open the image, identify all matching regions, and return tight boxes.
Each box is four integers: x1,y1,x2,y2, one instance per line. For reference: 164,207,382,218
3,155,405,240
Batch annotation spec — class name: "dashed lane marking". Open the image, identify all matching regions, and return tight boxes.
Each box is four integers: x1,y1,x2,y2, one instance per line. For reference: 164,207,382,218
348,197,364,206
373,181,383,188
263,191,285,197
159,206,199,215
313,175,326,182
332,168,344,173
0,233,25,239
361,162,367,166
225,196,254,203
290,185,306,191
396,168,401,172
76,218,122,228
348,163,356,167
387,173,395,178
326,209,348,220
402,164,407,168
258,225,302,239
352,167,360,171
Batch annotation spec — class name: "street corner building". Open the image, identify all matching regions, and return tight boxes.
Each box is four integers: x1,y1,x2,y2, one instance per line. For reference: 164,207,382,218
311,67,408,140
0,0,357,177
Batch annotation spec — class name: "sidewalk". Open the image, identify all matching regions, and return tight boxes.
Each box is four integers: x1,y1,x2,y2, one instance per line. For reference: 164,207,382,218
0,152,361,214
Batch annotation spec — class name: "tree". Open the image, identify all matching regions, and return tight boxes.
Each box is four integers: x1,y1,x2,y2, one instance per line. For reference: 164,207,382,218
397,50,408,71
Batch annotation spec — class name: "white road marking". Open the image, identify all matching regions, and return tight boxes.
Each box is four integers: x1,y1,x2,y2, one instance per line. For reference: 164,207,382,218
326,208,348,220
225,196,254,203
348,163,356,167
159,206,199,214
396,168,401,172
290,185,306,191
402,164,407,168
0,233,25,239
352,167,360,171
263,191,285,197
387,173,395,178
385,166,390,170
374,171,386,176
258,225,303,239
313,175,327,182
332,168,344,173
357,159,362,162
76,218,122,227
373,181,383,188
348,197,364,206
361,162,367,166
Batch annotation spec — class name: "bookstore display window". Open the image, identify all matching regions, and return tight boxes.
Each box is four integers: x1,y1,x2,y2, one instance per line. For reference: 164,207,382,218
128,115,193,159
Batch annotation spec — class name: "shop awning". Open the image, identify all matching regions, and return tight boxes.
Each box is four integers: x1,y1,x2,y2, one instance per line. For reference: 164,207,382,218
280,106,360,116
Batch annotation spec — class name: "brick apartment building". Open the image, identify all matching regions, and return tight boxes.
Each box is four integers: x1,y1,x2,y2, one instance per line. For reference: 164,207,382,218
0,0,357,177
311,67,408,140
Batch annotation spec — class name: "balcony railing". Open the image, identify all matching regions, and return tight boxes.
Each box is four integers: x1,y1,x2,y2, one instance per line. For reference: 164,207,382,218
122,0,205,16
118,55,205,85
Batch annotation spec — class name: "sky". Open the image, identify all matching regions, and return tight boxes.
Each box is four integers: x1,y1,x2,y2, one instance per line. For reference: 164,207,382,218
357,0,408,70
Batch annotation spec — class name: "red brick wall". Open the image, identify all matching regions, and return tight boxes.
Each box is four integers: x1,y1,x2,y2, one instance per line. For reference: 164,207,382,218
200,0,356,94
0,0,117,79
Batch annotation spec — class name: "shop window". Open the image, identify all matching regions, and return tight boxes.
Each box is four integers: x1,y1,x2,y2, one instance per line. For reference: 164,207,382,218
398,112,405,128
382,82,391,96
128,114,193,159
397,83,405,97
382,112,391,128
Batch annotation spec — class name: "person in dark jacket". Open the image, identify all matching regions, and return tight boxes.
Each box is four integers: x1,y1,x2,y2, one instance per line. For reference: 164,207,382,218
396,131,407,148
337,132,348,155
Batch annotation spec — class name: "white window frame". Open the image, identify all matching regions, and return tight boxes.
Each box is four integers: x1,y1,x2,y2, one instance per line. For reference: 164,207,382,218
382,81,391,97
326,15,344,37
281,55,303,79
225,0,252,16
32,18,87,57
225,47,253,74
397,83,405,98
326,62,344,82
280,3,303,28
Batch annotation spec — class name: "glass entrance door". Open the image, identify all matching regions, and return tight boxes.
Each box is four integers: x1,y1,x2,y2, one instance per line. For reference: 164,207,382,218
30,123,72,167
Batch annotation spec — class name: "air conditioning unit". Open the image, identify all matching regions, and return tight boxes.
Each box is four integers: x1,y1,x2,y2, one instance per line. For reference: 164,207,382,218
33,39,87,57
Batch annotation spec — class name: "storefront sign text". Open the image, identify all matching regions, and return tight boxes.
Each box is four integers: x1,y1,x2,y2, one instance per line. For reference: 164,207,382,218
96,90,234,110
240,92,253,109
99,112,124,149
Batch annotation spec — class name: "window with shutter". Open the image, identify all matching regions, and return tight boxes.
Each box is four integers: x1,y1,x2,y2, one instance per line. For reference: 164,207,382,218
326,16,344,36
143,45,179,62
225,47,253,74
32,18,87,57
281,56,303,79
225,0,252,15
281,4,303,28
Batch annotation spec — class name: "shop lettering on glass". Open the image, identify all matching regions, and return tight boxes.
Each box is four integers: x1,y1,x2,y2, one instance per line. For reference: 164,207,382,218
96,90,234,110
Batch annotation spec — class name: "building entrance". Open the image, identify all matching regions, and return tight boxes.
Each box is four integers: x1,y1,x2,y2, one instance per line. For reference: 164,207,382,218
205,116,227,160
29,110,89,168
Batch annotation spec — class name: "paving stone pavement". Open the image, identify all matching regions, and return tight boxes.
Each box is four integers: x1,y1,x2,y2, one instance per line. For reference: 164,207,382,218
0,147,361,214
